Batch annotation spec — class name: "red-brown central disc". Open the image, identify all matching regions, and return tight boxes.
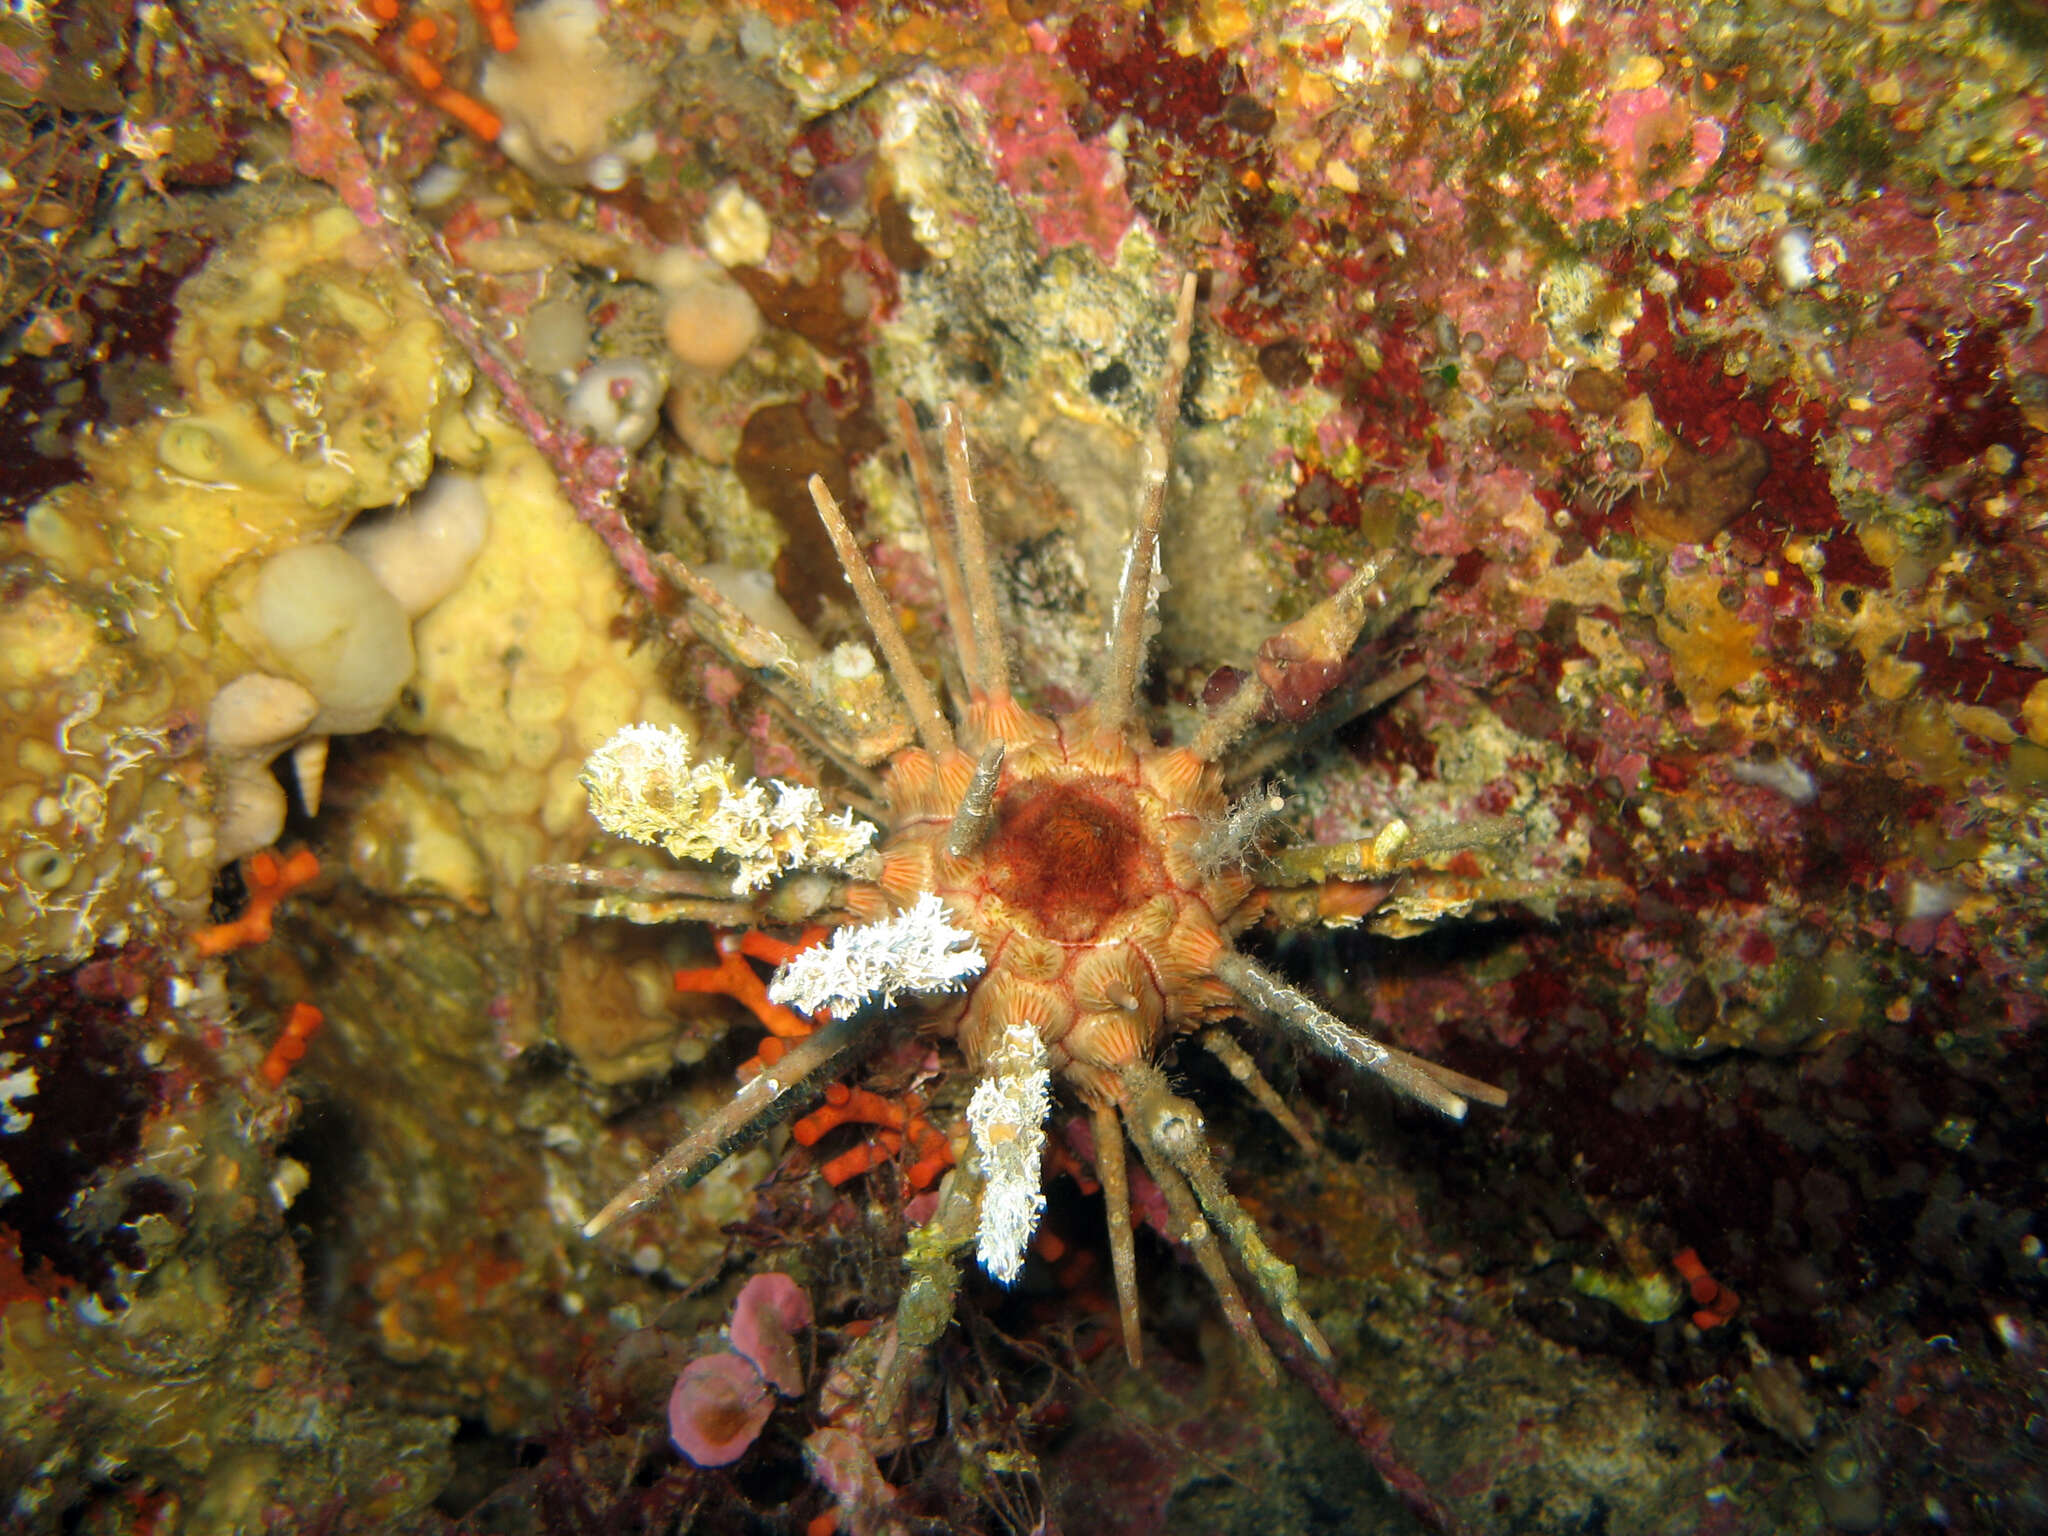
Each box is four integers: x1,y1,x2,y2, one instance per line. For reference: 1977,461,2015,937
981,776,1157,943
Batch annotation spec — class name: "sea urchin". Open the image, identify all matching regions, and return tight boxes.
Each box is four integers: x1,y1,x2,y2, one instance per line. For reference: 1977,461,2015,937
574,275,1587,1413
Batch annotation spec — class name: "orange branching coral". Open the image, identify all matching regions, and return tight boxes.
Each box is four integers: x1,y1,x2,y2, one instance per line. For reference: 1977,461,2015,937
673,929,954,1188
1674,1247,1740,1329
365,0,516,144
672,928,829,1075
260,1001,325,1088
794,1083,955,1190
469,0,520,54
193,848,321,957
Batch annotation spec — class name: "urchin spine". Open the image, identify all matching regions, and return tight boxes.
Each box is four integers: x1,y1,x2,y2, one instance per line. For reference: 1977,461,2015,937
1191,782,1289,874
946,743,1006,857
1215,951,1507,1119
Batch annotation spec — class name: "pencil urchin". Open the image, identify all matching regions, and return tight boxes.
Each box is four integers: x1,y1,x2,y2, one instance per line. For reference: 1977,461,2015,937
572,274,1608,1394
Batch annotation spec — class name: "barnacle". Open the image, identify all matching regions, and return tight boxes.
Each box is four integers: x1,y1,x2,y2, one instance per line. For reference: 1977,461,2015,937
575,275,1620,1401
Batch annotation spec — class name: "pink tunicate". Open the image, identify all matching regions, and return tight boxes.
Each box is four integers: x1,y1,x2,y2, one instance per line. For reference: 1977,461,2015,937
730,1272,813,1396
667,1352,774,1466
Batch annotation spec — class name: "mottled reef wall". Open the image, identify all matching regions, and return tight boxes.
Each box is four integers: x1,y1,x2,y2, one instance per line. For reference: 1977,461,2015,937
2,1,2044,1532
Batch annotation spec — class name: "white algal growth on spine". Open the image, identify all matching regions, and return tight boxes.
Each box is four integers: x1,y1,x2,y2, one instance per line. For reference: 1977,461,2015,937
967,1025,1052,1286
767,893,984,1016
580,724,876,893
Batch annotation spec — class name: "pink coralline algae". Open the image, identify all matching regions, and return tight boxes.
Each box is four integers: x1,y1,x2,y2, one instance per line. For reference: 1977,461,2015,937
963,51,1136,262
274,64,387,231
1575,86,1726,222
667,1273,813,1466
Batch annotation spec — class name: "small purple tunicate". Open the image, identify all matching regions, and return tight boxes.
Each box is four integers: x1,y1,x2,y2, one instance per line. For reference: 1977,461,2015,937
808,155,872,223
668,1352,774,1466
730,1272,813,1395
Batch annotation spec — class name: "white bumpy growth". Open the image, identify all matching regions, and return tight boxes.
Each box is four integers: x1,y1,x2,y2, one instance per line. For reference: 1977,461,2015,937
766,893,985,1016
580,724,877,893
966,1025,1052,1285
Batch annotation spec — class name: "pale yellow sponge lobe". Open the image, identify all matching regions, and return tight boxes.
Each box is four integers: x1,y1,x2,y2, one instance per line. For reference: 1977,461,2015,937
395,414,693,911
340,415,709,1084
479,0,653,189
